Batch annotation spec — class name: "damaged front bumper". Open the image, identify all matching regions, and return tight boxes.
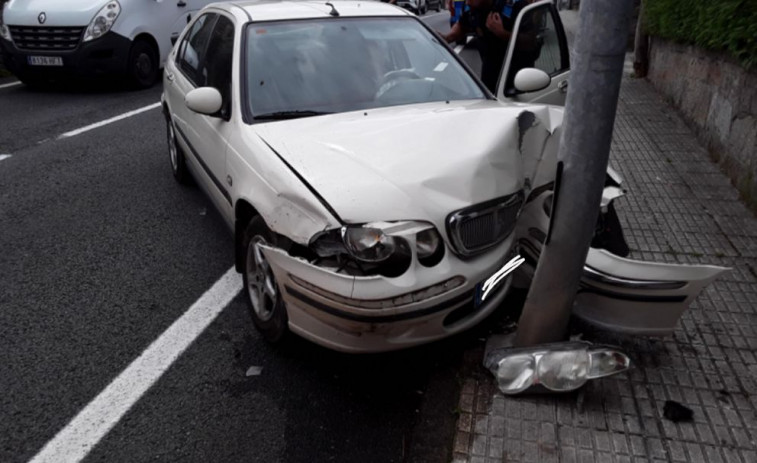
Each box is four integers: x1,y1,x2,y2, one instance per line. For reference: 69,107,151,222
258,237,518,353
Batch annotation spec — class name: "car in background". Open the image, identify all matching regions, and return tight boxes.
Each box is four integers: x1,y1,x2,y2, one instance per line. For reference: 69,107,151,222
394,0,428,15
0,0,218,87
161,0,726,352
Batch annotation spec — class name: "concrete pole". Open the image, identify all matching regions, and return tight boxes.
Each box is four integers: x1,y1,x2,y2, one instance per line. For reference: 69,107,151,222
514,0,634,346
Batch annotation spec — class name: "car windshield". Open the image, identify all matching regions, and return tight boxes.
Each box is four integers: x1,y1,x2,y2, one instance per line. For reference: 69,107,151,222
244,17,486,120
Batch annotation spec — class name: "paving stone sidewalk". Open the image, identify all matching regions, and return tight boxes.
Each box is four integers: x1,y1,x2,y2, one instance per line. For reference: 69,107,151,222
451,75,757,462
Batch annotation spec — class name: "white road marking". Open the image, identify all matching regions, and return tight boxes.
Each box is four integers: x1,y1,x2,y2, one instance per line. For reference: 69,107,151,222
0,154,11,162
454,44,464,54
0,80,22,89
58,102,161,139
30,267,243,463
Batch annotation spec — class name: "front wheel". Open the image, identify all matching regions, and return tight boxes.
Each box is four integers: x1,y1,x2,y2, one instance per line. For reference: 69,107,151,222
242,216,289,344
165,116,190,184
128,40,158,89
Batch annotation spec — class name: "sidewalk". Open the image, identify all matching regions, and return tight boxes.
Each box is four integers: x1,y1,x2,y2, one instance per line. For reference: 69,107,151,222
450,36,757,463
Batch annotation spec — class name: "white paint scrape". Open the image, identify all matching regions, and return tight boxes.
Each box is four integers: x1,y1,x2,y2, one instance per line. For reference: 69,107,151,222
30,267,242,463
58,102,161,139
0,154,11,162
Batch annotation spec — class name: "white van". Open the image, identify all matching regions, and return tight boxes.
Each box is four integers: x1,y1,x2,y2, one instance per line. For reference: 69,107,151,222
0,0,216,87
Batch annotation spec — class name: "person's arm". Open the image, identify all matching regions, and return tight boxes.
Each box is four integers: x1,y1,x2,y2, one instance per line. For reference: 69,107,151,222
485,12,512,41
440,21,466,44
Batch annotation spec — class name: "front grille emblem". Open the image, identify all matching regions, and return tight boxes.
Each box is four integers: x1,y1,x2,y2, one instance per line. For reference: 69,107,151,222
38,12,47,24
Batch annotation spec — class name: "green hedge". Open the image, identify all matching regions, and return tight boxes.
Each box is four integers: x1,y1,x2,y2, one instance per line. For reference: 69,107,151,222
643,0,757,69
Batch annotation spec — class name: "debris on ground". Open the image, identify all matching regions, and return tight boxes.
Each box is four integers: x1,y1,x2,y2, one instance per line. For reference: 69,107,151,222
245,366,263,377
663,400,693,422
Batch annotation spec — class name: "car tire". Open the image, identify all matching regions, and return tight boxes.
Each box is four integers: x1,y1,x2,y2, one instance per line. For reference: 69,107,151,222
165,115,190,184
128,39,159,89
435,2,441,11
242,216,289,344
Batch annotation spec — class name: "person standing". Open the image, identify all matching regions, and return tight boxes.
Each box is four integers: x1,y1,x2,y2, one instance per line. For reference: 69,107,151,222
441,0,535,93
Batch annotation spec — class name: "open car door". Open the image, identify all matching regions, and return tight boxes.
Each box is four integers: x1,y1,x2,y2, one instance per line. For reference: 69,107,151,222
496,0,570,106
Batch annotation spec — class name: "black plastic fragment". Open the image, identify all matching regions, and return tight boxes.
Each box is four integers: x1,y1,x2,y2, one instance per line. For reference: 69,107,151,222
663,400,694,422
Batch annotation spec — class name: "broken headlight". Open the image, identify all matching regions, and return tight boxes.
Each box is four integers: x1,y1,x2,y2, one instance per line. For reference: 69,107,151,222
485,341,630,395
342,226,396,263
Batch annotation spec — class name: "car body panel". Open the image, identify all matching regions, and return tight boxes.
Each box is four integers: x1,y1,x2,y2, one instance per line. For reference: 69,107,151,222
253,100,528,227
514,187,730,336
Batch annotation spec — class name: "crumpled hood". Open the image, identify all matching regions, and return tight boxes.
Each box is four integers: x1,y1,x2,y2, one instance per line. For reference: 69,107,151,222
3,0,107,27
253,100,559,229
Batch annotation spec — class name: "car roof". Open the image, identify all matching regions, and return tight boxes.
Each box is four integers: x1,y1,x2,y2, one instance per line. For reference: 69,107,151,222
215,0,412,22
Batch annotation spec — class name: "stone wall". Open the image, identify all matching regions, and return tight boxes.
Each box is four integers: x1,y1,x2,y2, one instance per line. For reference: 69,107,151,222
647,37,757,210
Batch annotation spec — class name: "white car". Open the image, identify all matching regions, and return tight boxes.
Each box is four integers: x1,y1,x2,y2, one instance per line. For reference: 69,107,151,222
0,0,221,87
161,0,726,352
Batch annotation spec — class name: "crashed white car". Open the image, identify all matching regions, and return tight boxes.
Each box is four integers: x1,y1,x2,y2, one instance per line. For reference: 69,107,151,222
161,0,726,352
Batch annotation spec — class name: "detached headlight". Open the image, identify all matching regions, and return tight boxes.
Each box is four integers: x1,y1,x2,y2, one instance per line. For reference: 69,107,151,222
486,342,630,395
0,23,11,42
83,0,121,42
342,226,396,263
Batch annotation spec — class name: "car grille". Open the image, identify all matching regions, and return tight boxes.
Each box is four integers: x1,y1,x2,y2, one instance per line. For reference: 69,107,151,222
446,191,524,258
9,26,84,51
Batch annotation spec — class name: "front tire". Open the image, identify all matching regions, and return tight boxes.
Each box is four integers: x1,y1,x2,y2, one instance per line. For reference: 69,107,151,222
242,216,289,344
128,39,158,89
165,115,190,184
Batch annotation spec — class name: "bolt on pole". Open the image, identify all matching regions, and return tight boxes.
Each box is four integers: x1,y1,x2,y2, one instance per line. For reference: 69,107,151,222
514,0,635,346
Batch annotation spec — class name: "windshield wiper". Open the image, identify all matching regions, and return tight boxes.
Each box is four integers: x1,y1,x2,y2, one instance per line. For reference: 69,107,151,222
253,110,331,120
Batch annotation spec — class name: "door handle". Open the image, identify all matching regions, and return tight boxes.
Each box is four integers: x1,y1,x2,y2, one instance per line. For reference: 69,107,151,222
166,71,175,82
558,80,568,93
177,1,187,7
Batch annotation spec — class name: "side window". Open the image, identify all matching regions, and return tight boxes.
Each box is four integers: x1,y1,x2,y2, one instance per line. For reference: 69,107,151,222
505,6,569,95
204,16,235,118
177,13,218,87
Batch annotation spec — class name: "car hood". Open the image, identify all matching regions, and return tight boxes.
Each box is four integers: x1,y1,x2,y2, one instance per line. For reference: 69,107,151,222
4,0,106,27
253,100,557,229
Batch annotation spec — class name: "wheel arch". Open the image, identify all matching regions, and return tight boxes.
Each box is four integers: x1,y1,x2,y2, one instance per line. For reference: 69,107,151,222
132,33,160,62
235,199,260,272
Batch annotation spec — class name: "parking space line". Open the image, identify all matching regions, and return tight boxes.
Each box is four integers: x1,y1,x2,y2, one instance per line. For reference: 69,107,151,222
0,80,21,89
0,154,11,162
58,102,161,139
30,267,242,463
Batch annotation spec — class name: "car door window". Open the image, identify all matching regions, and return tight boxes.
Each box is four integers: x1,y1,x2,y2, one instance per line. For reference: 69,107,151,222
504,5,569,95
203,15,235,118
177,13,218,87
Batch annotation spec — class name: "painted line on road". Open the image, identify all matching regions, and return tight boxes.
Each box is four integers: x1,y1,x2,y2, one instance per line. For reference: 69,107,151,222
454,44,464,54
0,154,11,162
0,80,21,90
30,267,243,463
58,102,161,139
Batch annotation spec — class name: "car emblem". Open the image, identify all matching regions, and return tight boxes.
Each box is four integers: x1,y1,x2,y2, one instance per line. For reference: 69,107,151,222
38,12,46,24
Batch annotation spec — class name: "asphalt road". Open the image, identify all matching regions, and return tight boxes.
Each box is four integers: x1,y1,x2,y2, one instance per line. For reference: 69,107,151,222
0,10,497,463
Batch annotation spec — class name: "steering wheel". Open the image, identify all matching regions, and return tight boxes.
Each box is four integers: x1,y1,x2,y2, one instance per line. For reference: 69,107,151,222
375,69,422,99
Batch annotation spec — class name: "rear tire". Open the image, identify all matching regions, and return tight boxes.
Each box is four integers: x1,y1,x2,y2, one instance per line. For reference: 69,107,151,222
128,39,158,89
242,216,289,344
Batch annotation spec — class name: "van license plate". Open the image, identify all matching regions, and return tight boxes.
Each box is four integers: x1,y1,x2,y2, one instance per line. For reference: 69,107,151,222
27,56,63,66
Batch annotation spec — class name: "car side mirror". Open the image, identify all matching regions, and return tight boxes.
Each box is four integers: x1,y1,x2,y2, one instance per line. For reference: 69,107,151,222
513,68,551,93
185,87,223,116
